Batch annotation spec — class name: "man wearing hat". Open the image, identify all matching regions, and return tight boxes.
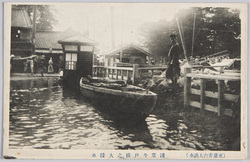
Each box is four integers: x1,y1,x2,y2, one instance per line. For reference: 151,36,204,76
166,34,181,85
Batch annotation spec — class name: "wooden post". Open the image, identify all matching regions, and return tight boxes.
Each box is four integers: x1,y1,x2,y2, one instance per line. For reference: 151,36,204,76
116,69,119,80
99,67,101,77
106,68,109,78
96,67,99,77
111,69,114,79
132,64,139,85
126,70,129,81
101,67,104,77
184,67,192,109
121,70,123,80
218,80,224,116
105,68,107,77
200,78,206,113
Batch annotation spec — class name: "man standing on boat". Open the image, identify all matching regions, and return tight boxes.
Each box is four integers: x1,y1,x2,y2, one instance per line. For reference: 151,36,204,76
166,34,181,85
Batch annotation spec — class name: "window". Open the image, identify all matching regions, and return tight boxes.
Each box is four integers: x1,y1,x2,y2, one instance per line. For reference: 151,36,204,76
65,53,77,70
80,46,93,52
65,45,78,51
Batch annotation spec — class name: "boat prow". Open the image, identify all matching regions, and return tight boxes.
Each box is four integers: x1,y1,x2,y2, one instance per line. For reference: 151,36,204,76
79,77,157,119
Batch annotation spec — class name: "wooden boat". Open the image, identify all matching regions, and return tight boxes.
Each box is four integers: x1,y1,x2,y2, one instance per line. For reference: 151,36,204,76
79,77,157,119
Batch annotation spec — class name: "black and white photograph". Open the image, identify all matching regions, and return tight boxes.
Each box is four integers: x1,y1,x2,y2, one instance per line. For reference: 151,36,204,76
3,2,247,159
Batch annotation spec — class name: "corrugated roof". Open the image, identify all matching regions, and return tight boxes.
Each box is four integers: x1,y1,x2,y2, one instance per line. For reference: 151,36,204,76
58,35,98,45
35,29,80,50
11,8,32,28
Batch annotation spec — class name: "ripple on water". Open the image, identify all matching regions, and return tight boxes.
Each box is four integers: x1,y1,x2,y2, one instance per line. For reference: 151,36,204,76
24,136,35,139
10,78,234,150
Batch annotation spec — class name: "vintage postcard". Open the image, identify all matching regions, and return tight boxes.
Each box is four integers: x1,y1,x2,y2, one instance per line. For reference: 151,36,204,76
3,2,247,159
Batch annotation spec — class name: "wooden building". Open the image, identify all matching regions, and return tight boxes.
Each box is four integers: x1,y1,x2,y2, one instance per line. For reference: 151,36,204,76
58,36,98,86
11,8,33,57
103,44,152,67
11,8,33,73
35,29,80,73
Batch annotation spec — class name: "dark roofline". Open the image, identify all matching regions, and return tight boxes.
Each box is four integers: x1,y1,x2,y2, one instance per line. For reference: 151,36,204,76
105,44,151,56
58,36,98,46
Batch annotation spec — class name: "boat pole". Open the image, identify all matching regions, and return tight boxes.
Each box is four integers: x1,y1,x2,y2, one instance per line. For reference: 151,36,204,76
176,18,188,61
191,13,196,57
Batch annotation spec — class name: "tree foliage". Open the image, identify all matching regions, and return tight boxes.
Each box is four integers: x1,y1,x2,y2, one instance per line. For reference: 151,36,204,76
13,5,58,31
139,7,241,63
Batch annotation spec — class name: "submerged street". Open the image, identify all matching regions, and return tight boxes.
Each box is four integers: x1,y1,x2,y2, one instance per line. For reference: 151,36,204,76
9,77,240,150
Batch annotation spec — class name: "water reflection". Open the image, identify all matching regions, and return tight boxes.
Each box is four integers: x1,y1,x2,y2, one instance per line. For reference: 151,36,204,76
9,78,239,150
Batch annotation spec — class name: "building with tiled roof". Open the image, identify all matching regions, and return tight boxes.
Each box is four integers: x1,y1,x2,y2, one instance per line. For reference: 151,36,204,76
34,28,81,73
35,28,80,53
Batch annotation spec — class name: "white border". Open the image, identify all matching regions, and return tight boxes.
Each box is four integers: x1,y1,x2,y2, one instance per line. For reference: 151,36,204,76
2,1,248,160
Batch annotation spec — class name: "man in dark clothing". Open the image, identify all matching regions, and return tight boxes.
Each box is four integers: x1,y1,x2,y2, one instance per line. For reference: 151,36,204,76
166,34,181,85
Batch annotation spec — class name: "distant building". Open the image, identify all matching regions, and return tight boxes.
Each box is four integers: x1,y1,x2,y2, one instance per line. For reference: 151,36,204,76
103,44,152,67
11,7,34,73
11,7,33,57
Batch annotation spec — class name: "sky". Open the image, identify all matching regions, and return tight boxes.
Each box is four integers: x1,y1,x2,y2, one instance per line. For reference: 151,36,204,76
52,3,187,53
52,3,243,54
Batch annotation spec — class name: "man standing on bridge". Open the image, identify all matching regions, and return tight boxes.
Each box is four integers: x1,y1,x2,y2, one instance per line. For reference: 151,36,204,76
166,34,181,85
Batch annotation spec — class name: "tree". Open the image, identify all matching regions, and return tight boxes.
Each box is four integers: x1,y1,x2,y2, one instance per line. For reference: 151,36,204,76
176,7,241,58
139,7,241,62
138,20,183,63
12,5,58,31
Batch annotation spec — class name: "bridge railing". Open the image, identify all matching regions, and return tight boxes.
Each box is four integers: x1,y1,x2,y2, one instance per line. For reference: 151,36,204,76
93,65,166,84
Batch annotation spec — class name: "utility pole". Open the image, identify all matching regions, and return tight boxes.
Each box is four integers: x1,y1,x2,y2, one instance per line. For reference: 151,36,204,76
110,6,115,49
32,5,37,55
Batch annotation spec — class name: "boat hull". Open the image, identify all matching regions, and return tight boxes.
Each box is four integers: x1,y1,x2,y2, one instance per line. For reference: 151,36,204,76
80,82,157,119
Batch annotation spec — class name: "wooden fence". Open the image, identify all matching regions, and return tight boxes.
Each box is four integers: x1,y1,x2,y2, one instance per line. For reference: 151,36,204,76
184,67,240,117
93,65,166,84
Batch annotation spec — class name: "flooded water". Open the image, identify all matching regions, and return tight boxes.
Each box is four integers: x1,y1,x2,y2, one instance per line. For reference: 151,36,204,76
9,77,240,150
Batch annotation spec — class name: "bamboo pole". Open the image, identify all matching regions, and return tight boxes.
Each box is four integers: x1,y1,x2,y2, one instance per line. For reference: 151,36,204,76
176,18,188,61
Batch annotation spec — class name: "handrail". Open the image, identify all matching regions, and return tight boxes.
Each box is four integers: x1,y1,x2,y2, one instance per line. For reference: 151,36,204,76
93,65,133,70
